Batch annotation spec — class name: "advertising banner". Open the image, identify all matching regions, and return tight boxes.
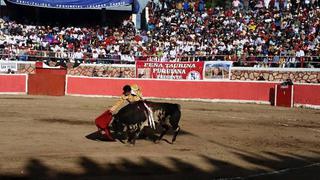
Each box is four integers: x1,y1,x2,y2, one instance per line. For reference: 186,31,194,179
0,61,18,72
7,0,132,9
203,61,233,80
136,61,204,80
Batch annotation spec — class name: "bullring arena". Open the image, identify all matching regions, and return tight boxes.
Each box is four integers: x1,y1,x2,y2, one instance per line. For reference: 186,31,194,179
0,95,320,179
1,0,320,178
1,76,320,179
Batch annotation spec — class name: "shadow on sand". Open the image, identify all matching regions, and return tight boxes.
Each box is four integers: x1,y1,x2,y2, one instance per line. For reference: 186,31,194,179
1,150,319,180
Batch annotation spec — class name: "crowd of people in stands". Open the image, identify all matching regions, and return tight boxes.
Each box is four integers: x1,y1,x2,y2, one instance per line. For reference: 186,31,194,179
0,0,319,67
146,0,319,67
0,17,137,64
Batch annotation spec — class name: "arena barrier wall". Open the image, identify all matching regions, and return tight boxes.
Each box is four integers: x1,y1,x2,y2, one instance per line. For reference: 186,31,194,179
28,74,66,96
35,68,67,75
0,74,27,94
2,75,319,108
28,68,67,96
66,76,277,102
294,84,320,107
66,76,320,108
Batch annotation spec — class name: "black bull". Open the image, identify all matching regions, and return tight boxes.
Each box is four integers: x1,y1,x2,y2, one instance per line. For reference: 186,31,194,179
110,100,181,144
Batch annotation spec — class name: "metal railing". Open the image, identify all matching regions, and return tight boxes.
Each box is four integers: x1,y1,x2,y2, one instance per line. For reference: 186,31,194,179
0,49,319,68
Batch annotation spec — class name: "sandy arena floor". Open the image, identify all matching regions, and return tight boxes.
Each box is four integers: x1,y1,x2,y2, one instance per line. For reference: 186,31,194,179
0,95,319,180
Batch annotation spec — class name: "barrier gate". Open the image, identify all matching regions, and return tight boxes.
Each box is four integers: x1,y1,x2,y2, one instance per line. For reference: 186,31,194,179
274,84,294,108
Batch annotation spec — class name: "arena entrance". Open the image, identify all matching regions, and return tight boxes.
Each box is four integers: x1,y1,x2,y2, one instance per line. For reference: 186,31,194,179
28,63,67,96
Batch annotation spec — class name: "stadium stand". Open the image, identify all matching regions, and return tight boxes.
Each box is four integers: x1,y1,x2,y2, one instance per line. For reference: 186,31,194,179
0,0,319,67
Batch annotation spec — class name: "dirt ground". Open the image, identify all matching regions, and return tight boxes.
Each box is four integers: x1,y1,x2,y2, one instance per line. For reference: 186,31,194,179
0,95,320,180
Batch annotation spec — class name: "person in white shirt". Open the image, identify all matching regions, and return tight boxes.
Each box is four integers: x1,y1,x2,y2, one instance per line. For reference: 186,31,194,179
73,49,84,59
92,50,99,59
233,0,241,9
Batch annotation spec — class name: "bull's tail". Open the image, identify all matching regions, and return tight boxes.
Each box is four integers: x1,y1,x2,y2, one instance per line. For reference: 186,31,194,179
170,105,181,143
170,105,181,127
177,104,181,110
172,126,180,143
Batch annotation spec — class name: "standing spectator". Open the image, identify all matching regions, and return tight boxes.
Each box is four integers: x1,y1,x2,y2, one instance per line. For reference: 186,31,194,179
183,0,190,11
233,0,241,9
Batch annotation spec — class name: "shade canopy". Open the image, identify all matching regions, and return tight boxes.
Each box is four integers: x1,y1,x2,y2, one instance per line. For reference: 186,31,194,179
6,0,132,9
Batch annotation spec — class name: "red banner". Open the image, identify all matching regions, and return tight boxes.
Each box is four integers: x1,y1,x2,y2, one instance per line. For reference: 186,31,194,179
136,61,204,80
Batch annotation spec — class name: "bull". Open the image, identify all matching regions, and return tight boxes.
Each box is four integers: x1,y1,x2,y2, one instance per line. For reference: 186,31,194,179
110,100,181,145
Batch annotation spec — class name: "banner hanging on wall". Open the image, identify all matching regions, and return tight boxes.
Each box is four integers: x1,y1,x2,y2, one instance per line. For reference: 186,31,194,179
136,61,233,80
203,61,233,80
0,61,18,72
6,0,132,9
136,61,204,80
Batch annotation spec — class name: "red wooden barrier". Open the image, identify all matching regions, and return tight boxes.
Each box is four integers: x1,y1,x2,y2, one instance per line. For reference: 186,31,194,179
2,74,320,108
36,68,67,75
28,68,67,96
66,76,320,107
0,74,27,94
66,77,277,102
28,74,66,96
294,85,320,106
274,85,294,107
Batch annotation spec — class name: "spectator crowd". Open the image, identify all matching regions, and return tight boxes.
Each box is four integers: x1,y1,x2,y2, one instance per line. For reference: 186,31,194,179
0,0,319,67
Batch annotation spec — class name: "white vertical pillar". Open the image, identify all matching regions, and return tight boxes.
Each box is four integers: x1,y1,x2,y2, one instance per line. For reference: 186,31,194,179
291,85,294,108
132,13,138,29
145,7,149,23
274,85,278,106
